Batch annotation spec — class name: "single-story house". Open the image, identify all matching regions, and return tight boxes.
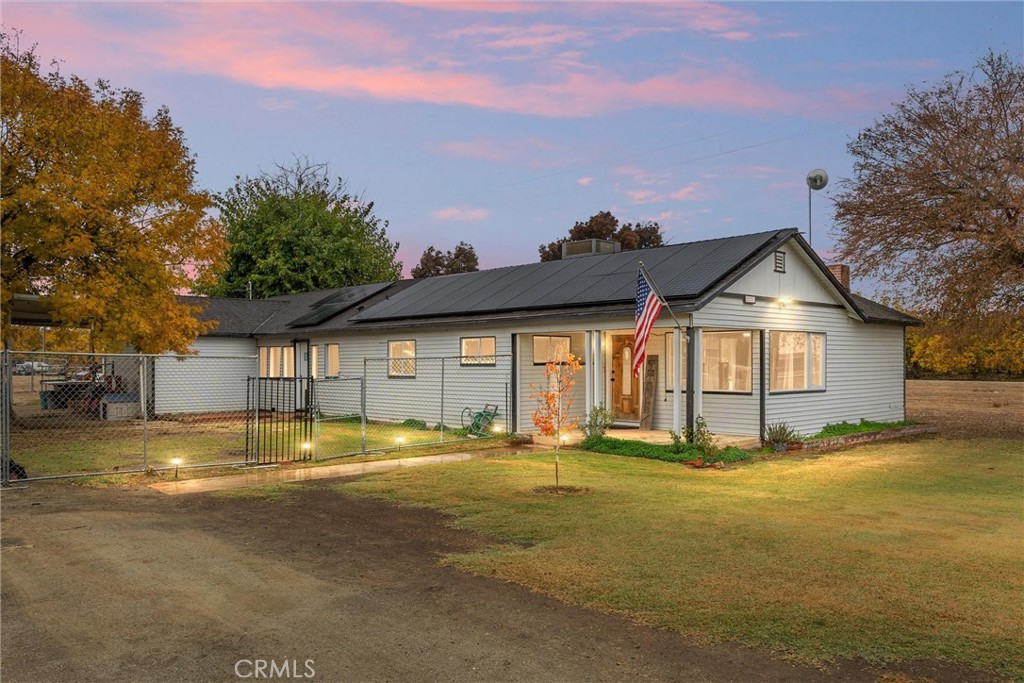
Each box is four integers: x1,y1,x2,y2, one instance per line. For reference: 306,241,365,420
182,228,918,440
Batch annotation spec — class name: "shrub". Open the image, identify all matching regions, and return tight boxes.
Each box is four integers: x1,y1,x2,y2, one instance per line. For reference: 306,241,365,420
398,419,428,430
685,415,715,451
581,406,617,439
764,421,800,446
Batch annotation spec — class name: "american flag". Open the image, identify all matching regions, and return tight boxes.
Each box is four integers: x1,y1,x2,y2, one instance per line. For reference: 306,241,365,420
633,268,664,376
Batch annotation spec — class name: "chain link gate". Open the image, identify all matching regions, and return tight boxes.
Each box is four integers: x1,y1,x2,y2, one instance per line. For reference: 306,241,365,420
245,377,316,463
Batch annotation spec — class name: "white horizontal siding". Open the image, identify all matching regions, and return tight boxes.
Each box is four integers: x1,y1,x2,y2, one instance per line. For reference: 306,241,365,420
153,337,258,415
517,332,586,433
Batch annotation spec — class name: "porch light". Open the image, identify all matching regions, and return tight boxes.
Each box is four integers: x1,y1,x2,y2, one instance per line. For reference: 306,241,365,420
171,457,182,479
777,296,793,308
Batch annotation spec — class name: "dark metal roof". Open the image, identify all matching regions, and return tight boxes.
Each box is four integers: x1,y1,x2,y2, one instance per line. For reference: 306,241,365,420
848,293,922,326
178,296,285,337
285,282,392,328
352,229,795,322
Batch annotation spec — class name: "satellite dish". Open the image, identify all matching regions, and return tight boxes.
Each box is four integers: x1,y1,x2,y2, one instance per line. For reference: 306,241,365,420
806,169,829,191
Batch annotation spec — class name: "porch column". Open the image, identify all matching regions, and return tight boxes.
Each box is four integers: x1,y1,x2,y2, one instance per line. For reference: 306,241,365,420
584,331,593,417
672,327,682,435
593,332,603,407
686,327,703,435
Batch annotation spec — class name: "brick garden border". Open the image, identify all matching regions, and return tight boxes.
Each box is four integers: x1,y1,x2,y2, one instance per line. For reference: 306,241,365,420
777,424,939,453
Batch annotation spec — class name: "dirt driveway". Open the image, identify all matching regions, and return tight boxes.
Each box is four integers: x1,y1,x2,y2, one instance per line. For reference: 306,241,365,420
2,380,1016,682
2,480,999,683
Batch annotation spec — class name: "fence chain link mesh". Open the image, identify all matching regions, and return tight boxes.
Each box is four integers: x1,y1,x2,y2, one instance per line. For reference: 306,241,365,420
1,350,258,481
0,350,515,481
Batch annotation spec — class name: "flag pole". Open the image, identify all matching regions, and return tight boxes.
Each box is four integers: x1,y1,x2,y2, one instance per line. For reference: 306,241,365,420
638,261,684,329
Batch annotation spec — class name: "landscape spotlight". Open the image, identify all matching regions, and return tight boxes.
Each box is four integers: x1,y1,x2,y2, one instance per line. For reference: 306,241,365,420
171,457,183,479
396,436,405,451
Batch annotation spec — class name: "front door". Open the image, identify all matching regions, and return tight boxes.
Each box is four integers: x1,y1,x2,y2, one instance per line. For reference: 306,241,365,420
610,335,639,421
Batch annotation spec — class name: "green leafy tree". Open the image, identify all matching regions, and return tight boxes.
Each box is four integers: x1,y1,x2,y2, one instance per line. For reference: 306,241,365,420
410,241,479,278
0,33,224,353
833,51,1023,360
538,211,665,261
209,158,401,298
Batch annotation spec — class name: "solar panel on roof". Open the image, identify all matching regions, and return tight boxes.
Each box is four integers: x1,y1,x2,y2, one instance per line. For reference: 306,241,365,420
286,282,392,327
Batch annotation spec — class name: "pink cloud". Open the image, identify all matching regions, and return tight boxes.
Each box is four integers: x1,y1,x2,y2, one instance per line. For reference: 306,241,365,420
577,176,593,187
625,182,706,205
436,136,561,167
4,3,818,118
716,31,752,41
432,206,491,222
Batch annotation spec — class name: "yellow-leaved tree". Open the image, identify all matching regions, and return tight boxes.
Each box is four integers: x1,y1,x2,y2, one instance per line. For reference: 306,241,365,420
0,34,225,353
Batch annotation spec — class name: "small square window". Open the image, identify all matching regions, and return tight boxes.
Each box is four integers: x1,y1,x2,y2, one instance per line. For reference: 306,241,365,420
388,340,416,377
532,335,571,364
461,337,496,365
774,251,786,273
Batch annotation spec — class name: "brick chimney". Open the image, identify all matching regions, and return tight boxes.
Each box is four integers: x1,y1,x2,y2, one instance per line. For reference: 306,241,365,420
828,264,851,291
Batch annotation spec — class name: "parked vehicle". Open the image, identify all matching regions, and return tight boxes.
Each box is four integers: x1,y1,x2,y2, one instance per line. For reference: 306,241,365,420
13,361,49,375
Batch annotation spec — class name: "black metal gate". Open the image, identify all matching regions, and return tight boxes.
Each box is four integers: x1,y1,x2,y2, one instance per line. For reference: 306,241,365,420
245,377,316,463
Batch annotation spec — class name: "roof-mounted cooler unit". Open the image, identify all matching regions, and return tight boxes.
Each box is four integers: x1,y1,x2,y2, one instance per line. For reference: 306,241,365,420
562,239,622,259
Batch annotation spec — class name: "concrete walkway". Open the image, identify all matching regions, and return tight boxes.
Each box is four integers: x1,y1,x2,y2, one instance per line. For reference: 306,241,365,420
150,452,486,495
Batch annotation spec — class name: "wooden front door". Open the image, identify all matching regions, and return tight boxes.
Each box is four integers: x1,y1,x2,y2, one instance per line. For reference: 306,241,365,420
610,335,639,421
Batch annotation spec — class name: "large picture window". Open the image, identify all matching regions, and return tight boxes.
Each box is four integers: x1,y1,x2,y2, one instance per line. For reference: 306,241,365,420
461,336,496,365
388,340,416,377
770,331,825,392
532,335,571,364
703,331,752,392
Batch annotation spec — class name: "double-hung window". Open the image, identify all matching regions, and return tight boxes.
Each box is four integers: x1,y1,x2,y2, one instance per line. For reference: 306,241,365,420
388,340,416,377
770,331,825,392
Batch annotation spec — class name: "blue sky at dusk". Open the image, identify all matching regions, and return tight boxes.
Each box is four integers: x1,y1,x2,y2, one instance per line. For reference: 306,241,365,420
3,2,1021,282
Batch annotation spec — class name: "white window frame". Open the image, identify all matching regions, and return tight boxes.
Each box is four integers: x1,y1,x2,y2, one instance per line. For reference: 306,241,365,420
702,330,752,393
663,333,688,392
460,336,496,366
388,340,416,378
532,335,571,365
770,331,826,393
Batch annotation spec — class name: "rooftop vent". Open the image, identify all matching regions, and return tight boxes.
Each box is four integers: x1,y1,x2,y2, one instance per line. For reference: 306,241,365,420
562,239,622,259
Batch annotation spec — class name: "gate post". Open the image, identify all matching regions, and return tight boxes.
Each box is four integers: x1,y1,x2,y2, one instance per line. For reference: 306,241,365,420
139,356,149,471
440,357,446,443
360,360,367,454
1,349,11,484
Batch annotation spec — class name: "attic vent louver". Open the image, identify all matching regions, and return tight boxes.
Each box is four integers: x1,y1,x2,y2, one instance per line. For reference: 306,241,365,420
562,239,622,259
774,251,786,273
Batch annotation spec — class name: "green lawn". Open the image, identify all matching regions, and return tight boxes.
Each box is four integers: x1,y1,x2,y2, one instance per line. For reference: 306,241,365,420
339,437,1024,677
9,418,491,478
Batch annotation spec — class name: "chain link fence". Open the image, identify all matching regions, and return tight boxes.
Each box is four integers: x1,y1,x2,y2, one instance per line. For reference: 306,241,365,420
1,350,257,481
1,350,515,481
316,355,513,459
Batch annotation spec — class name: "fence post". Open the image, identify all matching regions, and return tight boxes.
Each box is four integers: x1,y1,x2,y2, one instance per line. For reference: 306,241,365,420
360,360,367,454
139,356,149,471
1,349,11,484
440,357,446,443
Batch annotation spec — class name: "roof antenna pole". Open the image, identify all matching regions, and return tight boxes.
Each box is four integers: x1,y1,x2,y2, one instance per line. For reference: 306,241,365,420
805,169,829,249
